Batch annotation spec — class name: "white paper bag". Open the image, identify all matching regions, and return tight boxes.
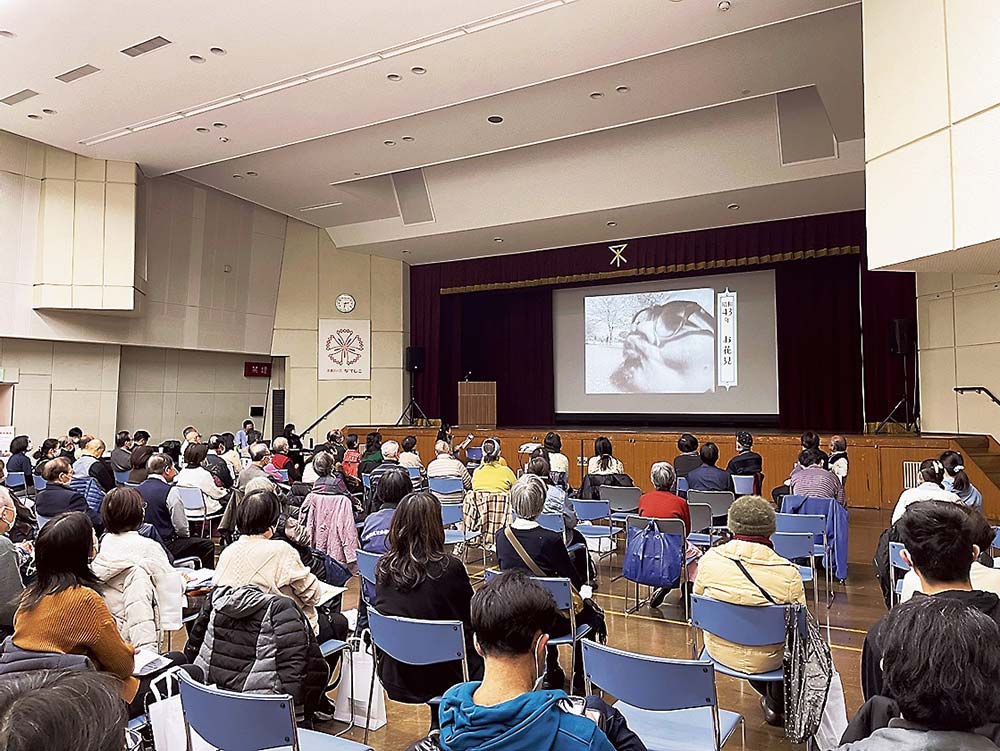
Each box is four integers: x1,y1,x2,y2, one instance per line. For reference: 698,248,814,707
147,669,213,751
334,641,387,731
810,667,848,751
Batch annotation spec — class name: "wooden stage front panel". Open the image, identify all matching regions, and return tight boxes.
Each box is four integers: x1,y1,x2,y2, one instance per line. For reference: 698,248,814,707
342,426,999,517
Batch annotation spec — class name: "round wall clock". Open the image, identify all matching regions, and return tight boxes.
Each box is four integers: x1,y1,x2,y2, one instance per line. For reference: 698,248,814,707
335,293,356,314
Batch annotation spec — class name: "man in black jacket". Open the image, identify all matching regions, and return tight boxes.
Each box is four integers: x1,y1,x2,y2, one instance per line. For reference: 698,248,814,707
204,435,234,490
862,500,1000,700
725,431,762,477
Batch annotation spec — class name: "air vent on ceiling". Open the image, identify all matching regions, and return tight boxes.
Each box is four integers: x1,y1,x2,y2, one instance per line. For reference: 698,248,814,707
391,168,434,225
121,35,171,57
1,89,39,106
56,64,101,83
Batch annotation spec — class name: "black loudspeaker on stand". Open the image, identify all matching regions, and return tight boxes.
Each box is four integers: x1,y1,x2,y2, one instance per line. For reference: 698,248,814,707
397,346,428,426
875,318,918,434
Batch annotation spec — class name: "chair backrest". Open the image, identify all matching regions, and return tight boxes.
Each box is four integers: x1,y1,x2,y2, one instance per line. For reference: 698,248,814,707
31,475,46,491
625,515,686,537
177,670,300,751
277,469,289,483
774,512,825,536
406,465,422,480
440,503,463,527
676,476,689,494
465,446,483,463
362,473,372,489
600,485,641,512
902,461,921,490
368,608,467,669
771,532,815,562
582,640,718,712
175,485,207,512
572,499,611,521
889,542,910,573
688,503,712,534
692,595,803,647
687,490,736,519
113,470,130,485
993,526,1000,552
483,570,573,611
536,513,565,535
356,549,381,586
732,475,755,496
4,472,25,488
428,476,465,495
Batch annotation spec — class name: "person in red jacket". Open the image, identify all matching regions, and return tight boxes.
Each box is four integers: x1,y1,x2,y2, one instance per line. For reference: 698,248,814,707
638,461,690,532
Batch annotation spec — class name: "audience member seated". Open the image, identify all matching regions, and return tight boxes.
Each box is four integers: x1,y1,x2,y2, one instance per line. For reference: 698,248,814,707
72,439,115,493
436,570,644,751
693,495,805,726
543,431,571,479
399,435,424,470
900,505,1000,603
427,439,473,503
788,448,846,506
772,431,829,502
179,426,201,459
175,442,229,515
799,430,829,468
472,438,517,494
57,434,77,463
839,597,1000,750
237,442,271,492
672,433,702,478
587,436,625,476
359,431,385,478
302,452,360,568
342,433,362,480
139,453,215,569
218,432,242,479
235,419,255,452
132,429,150,448
109,431,133,473
5,435,33,492
496,476,605,693
685,442,735,493
726,431,763,477
526,455,589,580
67,426,84,455
203,434,235,490
269,436,291,472
31,438,59,478
282,423,303,452
890,459,960,525
828,435,849,484
862,501,1000,701
126,444,155,484
91,487,184,652
215,490,346,644
361,466,414,555
34,458,102,533
374,491,485,703
368,440,405,507
940,450,983,511
0,490,26,633
158,439,182,468
0,670,128,751
638,462,691,532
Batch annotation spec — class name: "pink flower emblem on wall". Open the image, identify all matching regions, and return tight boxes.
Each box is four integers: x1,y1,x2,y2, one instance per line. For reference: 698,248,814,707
326,329,365,366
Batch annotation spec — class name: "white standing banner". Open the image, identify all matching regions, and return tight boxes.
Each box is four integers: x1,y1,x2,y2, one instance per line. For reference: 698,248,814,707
319,319,371,380
716,289,738,390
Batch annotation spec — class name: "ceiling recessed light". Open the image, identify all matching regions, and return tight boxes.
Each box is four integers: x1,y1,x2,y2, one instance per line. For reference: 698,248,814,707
607,221,617,227
298,201,344,212
615,86,630,94
727,203,740,210
741,88,751,95
195,126,210,133
401,136,414,142
27,113,41,120
41,108,56,115
718,0,731,9
246,170,258,176
218,136,230,142
384,139,396,146
410,66,427,75
487,115,504,124
232,174,243,179
212,122,226,129
401,249,411,254
589,91,604,99
209,46,226,56
387,73,402,82
493,237,503,243
353,171,361,176
189,54,205,63
0,30,15,39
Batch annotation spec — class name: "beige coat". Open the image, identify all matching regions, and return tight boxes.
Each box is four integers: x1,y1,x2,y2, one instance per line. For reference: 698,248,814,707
692,539,806,674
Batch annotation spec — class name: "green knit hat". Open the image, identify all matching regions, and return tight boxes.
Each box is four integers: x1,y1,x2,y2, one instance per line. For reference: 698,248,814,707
727,495,776,537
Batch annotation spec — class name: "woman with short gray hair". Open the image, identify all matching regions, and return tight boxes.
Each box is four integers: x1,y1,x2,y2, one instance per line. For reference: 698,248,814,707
650,461,676,493
508,474,547,520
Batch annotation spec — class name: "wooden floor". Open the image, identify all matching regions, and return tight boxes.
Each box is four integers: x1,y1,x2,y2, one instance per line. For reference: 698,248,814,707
289,508,892,751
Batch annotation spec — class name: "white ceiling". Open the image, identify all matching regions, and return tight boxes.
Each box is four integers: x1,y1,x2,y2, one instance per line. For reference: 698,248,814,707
0,0,865,264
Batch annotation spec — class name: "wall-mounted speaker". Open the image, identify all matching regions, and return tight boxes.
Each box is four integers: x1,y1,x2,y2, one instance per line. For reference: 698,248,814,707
405,346,425,373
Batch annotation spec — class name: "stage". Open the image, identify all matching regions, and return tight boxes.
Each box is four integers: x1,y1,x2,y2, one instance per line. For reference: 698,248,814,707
342,425,1000,517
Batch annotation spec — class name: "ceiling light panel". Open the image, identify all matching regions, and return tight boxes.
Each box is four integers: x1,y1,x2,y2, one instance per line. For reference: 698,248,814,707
242,78,308,99
130,114,183,132
121,35,171,57
380,30,466,58
55,64,100,83
463,1,564,33
182,97,242,117
299,201,344,212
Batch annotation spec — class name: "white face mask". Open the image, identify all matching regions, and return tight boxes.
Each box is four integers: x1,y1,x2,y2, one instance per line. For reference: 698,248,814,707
530,633,546,691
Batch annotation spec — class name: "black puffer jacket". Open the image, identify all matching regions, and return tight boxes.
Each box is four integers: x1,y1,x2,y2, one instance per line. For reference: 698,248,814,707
577,472,634,500
184,585,329,719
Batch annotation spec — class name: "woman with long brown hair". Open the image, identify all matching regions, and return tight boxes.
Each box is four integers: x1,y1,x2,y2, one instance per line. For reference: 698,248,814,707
373,491,484,704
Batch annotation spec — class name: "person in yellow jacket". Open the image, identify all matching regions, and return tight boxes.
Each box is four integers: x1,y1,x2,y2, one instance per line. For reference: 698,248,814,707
693,495,805,727
472,438,516,494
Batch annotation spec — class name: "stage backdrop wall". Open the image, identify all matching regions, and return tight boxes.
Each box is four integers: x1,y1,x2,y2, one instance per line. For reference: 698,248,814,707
410,211,916,431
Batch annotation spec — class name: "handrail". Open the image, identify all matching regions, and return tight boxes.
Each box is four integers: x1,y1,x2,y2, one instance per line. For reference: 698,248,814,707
299,395,372,439
954,386,1000,408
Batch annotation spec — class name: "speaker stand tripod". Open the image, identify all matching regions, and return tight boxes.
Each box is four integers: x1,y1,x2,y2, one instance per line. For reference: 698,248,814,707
396,372,428,426
875,353,917,434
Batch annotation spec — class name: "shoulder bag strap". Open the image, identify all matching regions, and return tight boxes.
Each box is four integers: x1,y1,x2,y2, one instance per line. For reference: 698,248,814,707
503,526,548,578
732,558,779,605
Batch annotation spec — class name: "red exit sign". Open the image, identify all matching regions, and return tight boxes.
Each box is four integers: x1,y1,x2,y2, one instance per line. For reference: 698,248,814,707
244,361,272,378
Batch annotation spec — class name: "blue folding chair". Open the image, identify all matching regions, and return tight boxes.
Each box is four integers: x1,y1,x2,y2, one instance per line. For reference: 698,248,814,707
362,473,372,491
356,549,380,592
572,499,619,578
691,595,804,687
776,510,833,606
365,609,469,744
31,474,46,491
687,490,735,527
175,486,224,537
441,501,486,568
686,503,716,548
993,526,1000,556
465,446,483,469
677,476,689,498
582,640,744,751
771,531,819,613
406,465,422,480
4,472,27,494
731,475,755,496
622,516,688,618
428,476,465,497
601,486,641,523
176,670,372,751
113,470,130,486
889,541,910,607
277,468,289,483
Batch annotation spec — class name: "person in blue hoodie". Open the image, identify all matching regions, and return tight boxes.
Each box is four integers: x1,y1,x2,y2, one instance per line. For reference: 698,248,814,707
436,570,645,751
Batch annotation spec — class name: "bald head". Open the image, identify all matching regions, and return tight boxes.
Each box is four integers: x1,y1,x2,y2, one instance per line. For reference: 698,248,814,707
84,438,105,457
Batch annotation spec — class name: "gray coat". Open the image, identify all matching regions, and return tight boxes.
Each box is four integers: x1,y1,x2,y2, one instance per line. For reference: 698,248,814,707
839,720,1000,751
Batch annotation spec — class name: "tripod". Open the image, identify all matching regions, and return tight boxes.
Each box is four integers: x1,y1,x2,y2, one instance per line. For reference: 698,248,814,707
875,352,917,434
396,370,428,426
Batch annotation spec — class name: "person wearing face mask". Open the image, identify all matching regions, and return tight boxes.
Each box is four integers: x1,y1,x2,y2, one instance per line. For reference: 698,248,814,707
31,438,59,478
0,489,26,632
435,570,645,751
33,457,103,534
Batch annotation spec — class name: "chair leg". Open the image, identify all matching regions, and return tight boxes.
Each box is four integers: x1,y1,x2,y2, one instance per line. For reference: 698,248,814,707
334,646,357,738
363,645,377,745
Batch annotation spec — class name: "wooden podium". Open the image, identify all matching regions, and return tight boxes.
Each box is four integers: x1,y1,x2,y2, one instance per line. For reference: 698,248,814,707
458,381,497,428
